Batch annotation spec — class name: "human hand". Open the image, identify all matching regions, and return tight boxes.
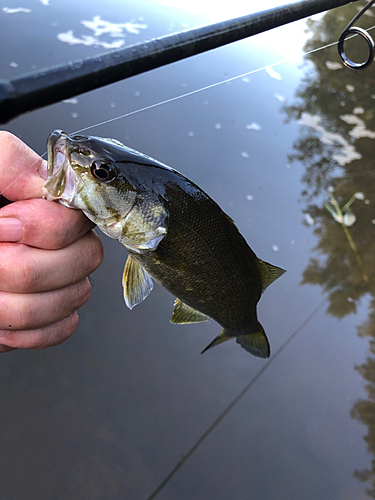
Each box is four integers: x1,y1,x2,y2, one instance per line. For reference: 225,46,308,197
0,131,103,352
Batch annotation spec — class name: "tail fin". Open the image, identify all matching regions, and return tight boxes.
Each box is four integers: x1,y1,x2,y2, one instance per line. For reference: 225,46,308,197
236,322,270,358
201,329,231,354
201,323,270,358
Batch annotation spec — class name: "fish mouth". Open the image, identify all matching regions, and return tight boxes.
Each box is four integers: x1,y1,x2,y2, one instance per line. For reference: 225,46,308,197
43,130,81,207
46,130,67,179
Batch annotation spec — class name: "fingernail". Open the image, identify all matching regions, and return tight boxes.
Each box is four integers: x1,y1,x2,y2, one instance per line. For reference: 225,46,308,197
0,218,23,242
0,330,8,338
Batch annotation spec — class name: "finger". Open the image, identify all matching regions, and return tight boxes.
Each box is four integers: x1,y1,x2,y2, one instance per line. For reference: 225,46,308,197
0,278,91,330
0,312,79,350
0,345,16,353
0,131,46,200
0,230,103,293
0,198,95,248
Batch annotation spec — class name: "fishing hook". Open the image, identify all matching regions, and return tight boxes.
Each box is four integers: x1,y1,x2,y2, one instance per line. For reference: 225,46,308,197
338,0,375,69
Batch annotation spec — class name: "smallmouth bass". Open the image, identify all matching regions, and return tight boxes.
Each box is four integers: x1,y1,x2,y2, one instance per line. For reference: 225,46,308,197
43,130,285,358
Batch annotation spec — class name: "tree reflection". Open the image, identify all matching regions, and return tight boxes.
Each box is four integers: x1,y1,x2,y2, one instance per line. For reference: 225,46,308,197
284,2,375,496
351,304,375,496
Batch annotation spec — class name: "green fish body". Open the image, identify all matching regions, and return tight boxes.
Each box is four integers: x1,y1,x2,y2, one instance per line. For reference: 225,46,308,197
43,130,285,358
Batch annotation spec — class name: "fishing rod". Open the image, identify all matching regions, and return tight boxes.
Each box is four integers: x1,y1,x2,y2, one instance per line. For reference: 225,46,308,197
338,0,375,68
0,0,359,125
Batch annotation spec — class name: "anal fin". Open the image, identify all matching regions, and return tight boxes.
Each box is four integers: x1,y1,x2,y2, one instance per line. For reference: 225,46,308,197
170,298,210,324
122,254,153,310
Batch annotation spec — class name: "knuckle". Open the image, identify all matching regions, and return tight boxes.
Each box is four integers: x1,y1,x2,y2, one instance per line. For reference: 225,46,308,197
63,312,79,340
35,313,79,349
17,259,41,293
0,246,41,293
26,331,45,349
14,295,37,329
46,209,96,250
75,278,92,308
0,293,34,331
0,345,16,353
0,330,42,350
86,231,104,271
0,310,80,351
0,313,79,351
71,231,103,279
50,207,81,249
0,131,18,148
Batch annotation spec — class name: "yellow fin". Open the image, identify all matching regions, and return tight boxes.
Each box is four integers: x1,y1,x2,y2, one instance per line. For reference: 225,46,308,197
122,254,153,310
236,323,270,358
201,323,270,358
257,259,286,294
201,329,231,354
170,298,210,324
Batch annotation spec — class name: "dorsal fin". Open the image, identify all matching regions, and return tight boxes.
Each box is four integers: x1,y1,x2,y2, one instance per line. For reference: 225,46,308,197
224,213,239,229
257,259,286,294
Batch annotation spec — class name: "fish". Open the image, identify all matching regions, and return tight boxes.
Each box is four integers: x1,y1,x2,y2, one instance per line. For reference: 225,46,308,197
43,130,285,358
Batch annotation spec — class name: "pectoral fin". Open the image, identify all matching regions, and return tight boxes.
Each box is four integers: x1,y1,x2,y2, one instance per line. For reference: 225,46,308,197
170,298,210,324
258,259,286,294
122,254,153,309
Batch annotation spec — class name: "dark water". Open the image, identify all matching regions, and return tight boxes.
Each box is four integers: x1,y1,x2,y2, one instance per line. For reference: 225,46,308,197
0,1,374,499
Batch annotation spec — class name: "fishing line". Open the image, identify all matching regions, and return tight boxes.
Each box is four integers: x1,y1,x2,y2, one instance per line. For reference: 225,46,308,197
143,24,375,500
2,25,372,197
0,173,26,196
0,10,368,495
0,152,47,197
72,26,375,136
145,299,326,500
72,58,293,134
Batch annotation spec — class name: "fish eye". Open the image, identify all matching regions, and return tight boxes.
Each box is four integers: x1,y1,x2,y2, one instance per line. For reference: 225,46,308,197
90,161,116,182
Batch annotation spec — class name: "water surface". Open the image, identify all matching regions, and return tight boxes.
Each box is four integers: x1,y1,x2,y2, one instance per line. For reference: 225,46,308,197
0,1,373,499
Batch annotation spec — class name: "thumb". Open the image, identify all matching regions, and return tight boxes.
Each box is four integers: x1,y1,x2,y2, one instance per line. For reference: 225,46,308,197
0,131,46,201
